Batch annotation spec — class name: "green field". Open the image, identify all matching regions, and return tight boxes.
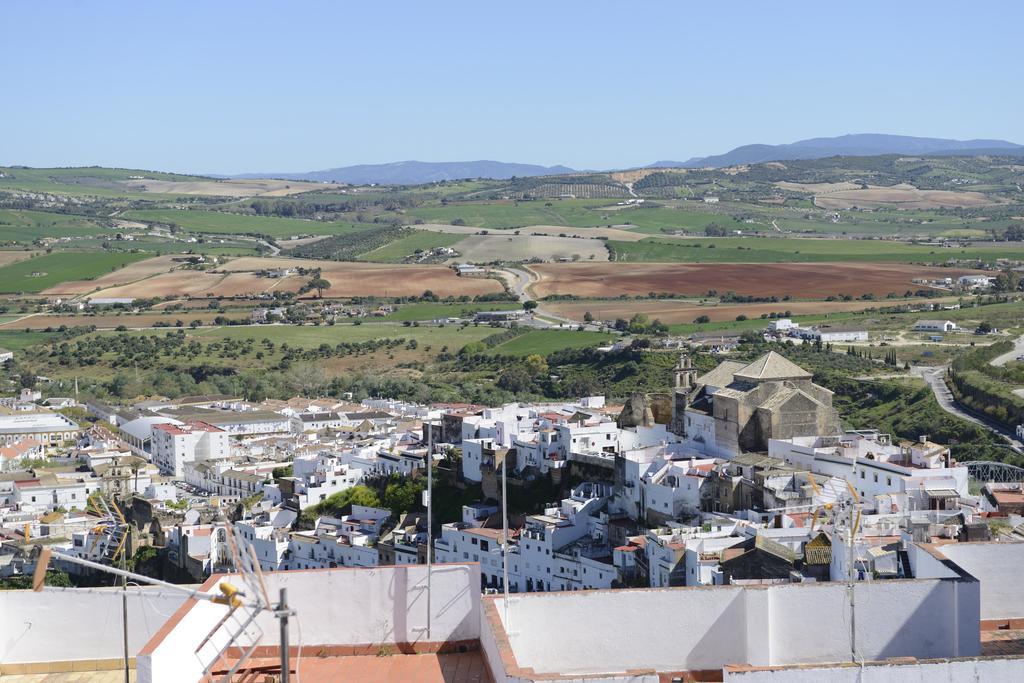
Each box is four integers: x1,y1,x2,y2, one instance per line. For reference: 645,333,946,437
608,236,1024,264
0,329,62,351
124,209,374,239
360,230,463,262
489,329,614,355
0,251,150,293
0,209,110,242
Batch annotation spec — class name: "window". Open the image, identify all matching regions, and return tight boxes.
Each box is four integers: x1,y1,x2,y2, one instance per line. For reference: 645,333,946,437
873,473,878,483
887,477,892,486
860,471,865,479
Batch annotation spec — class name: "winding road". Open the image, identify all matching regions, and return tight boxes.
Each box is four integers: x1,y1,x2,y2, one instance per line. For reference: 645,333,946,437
988,333,1024,367
916,365,1024,453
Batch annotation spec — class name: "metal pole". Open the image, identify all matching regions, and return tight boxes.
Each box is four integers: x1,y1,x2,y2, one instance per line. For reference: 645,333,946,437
502,451,510,626
279,588,290,683
121,547,129,683
426,417,433,641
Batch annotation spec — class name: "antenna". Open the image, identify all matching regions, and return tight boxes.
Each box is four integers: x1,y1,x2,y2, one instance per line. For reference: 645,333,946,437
31,516,289,683
424,413,434,641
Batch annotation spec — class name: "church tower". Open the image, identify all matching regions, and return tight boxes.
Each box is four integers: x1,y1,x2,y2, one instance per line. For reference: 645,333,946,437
671,353,695,437
674,353,696,391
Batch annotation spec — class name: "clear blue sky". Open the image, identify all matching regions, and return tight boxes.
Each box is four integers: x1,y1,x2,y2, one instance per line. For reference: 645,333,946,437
2,0,1021,174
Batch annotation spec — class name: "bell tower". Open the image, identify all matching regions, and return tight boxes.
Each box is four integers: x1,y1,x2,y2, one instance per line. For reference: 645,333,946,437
674,353,696,391
671,353,696,437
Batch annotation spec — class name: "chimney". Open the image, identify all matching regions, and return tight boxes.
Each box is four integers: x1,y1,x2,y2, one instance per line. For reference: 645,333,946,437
919,435,928,444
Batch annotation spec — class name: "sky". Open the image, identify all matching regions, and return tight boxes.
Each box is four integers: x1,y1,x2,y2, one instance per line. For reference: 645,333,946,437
2,0,1022,174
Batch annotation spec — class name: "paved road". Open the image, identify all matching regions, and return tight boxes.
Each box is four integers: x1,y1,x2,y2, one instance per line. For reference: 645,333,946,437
989,333,1024,367
493,266,614,332
916,365,1024,452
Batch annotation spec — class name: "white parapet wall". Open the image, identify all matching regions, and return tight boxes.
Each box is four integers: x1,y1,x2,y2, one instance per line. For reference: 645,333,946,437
137,563,481,683
0,587,188,666
487,576,979,678
722,656,1024,682
928,541,1024,621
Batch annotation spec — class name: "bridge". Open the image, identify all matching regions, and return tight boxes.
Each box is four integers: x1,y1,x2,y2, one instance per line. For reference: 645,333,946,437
962,461,1024,483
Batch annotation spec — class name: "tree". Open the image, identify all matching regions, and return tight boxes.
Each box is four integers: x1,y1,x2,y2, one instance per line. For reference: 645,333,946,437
309,277,331,298
524,354,549,377
522,300,539,312
383,476,426,516
694,315,711,324
285,363,326,396
583,311,594,323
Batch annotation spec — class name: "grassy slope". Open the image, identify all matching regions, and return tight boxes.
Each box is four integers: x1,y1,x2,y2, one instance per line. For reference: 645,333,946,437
0,251,150,293
189,322,496,349
489,329,614,356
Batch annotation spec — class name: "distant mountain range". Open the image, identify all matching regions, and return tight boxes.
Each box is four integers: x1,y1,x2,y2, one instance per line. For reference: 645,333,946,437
231,134,1024,185
233,160,575,185
652,133,1024,169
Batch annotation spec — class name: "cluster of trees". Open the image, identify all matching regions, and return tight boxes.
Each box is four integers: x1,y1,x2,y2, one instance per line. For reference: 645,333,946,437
289,225,408,261
612,313,667,334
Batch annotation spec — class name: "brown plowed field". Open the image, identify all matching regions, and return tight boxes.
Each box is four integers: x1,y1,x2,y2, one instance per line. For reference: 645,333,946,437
0,311,250,330
42,255,183,295
85,258,501,299
546,296,960,325
531,262,982,299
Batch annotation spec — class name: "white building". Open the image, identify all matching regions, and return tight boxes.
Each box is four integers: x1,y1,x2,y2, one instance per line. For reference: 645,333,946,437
800,326,869,343
958,275,995,289
150,421,229,477
0,412,81,447
769,431,968,512
913,319,958,332
767,318,797,333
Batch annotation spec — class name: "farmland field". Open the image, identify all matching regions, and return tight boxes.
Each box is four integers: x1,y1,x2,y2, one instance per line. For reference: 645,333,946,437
122,178,344,197
189,321,496,350
0,250,39,267
544,296,962,325
447,233,609,263
0,311,251,330
406,199,711,233
608,236,1024,264
812,185,994,210
85,256,503,299
41,254,183,295
359,230,463,262
0,209,110,242
125,209,373,238
0,251,151,293
530,262,985,299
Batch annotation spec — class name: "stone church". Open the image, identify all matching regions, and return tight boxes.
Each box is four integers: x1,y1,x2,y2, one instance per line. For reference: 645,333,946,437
671,351,840,458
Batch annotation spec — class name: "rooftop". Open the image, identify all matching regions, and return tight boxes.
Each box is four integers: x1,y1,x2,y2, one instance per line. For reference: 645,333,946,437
732,351,813,382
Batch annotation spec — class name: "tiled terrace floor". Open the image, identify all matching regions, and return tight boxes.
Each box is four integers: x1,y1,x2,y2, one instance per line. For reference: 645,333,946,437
214,651,491,683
